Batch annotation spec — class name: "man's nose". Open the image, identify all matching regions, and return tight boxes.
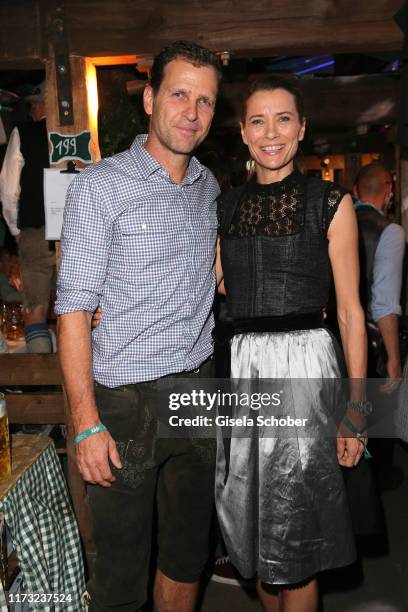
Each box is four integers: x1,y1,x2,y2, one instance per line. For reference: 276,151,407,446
184,100,198,121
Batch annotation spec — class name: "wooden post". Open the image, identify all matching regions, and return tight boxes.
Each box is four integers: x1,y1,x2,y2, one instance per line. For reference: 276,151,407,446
45,54,99,571
343,153,362,191
45,55,100,166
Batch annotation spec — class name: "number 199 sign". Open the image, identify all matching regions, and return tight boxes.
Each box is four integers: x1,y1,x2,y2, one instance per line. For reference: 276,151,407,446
49,131,92,164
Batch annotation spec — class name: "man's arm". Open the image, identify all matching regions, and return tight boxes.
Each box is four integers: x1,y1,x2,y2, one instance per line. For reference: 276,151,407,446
56,173,121,486
371,223,406,381
58,311,121,486
377,314,401,379
0,127,23,237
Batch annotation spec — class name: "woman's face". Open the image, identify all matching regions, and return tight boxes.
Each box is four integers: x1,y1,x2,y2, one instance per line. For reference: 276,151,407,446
241,88,306,183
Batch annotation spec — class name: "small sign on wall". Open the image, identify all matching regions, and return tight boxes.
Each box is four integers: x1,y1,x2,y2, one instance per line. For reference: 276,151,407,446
49,131,92,164
44,169,80,240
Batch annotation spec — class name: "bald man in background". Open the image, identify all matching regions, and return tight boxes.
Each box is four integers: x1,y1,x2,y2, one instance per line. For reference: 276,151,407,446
354,163,406,487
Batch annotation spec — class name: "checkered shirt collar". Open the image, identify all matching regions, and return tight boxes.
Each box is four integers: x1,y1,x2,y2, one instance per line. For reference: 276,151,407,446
130,134,207,184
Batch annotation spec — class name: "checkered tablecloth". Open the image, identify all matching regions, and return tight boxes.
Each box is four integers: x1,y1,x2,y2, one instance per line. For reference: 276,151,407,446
0,436,85,611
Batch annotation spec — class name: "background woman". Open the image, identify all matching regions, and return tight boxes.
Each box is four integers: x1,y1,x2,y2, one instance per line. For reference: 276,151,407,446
215,76,367,612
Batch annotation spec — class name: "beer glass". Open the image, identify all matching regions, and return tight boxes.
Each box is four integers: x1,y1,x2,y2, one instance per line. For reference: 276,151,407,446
0,394,11,483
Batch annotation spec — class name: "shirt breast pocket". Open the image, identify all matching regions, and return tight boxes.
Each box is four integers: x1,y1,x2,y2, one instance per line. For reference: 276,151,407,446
115,212,177,273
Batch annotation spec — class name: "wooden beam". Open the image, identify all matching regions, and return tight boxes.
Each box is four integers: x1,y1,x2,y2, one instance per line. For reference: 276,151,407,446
213,75,400,130
91,55,138,66
0,0,404,68
0,354,62,385
7,394,65,425
0,1,43,69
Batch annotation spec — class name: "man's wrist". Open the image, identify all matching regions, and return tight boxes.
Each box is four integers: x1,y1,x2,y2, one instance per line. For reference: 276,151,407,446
72,410,101,436
74,423,107,446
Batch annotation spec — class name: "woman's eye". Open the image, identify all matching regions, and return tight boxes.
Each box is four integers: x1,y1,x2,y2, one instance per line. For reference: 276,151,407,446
279,115,290,122
251,118,262,125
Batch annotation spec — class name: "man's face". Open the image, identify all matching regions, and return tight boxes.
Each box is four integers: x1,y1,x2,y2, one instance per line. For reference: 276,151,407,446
143,58,218,157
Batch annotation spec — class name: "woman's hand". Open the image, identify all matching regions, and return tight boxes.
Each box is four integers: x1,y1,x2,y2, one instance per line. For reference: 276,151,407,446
337,411,368,467
91,306,102,329
336,436,365,467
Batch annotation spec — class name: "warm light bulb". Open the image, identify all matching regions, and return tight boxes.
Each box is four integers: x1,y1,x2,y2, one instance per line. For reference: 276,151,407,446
86,63,99,125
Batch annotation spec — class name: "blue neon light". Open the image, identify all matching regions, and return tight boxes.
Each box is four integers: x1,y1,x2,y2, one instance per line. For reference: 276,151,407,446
296,60,335,75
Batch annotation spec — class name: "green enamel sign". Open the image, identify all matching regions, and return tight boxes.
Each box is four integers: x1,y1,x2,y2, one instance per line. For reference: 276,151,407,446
49,131,92,164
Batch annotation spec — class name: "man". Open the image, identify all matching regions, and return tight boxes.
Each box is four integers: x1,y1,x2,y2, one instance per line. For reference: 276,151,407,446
354,163,406,485
0,82,55,352
56,41,221,612
353,163,405,382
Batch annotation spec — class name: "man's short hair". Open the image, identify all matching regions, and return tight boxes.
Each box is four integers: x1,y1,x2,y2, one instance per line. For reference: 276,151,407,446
150,40,222,93
355,163,391,199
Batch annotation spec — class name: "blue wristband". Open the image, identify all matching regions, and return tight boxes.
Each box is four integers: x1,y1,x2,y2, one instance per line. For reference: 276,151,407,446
74,424,107,446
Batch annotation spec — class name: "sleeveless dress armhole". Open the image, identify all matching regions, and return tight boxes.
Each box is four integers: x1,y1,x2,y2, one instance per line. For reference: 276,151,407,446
218,185,247,237
322,183,350,234
217,196,224,235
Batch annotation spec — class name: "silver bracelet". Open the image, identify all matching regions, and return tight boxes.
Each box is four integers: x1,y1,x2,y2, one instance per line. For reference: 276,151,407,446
346,399,372,416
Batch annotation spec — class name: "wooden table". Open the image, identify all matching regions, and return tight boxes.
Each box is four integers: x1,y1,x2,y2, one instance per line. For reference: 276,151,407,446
0,434,85,610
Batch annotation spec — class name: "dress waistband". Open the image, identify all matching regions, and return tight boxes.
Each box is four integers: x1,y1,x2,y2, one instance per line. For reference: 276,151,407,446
233,311,324,334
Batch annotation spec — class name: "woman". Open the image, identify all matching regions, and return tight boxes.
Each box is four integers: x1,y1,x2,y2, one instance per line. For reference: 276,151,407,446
214,76,367,612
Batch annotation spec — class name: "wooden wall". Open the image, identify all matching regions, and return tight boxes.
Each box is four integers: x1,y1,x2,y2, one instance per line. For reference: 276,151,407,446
0,0,404,69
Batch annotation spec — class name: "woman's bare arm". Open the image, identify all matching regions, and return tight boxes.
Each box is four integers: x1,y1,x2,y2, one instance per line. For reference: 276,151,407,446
327,194,367,467
215,237,226,295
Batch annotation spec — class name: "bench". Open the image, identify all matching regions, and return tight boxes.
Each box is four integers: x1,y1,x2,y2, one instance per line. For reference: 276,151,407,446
0,353,94,570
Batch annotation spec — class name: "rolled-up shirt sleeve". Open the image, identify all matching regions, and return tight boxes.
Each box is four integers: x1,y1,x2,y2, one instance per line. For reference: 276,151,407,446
370,223,406,322
55,173,112,315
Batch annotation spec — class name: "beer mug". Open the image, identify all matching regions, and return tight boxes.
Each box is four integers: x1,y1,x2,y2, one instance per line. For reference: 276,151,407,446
0,394,11,483
4,303,24,340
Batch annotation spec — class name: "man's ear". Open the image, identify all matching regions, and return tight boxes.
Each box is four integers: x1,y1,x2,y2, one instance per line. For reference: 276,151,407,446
352,185,359,199
143,85,154,116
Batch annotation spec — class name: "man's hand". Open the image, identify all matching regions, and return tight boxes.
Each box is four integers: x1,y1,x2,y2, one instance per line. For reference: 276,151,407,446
337,436,365,467
380,357,402,394
91,307,102,329
76,428,122,487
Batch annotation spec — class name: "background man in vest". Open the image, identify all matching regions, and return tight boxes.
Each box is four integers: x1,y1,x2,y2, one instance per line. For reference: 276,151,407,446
354,163,406,486
0,82,55,352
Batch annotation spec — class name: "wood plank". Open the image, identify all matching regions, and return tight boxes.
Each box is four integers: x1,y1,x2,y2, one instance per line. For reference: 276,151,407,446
0,354,62,385
213,74,400,130
0,1,42,67
0,0,404,67
6,394,65,425
65,0,405,56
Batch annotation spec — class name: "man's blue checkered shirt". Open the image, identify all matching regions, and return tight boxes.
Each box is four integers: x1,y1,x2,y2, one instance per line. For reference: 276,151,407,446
55,135,219,387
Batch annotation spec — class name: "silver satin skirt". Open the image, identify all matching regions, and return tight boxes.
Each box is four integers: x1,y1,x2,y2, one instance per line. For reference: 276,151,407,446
215,328,356,585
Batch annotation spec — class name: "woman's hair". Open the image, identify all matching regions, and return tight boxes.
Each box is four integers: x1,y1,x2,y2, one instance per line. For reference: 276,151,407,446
241,75,305,123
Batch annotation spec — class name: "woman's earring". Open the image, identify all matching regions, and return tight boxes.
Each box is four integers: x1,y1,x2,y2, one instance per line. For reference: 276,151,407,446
246,159,255,175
